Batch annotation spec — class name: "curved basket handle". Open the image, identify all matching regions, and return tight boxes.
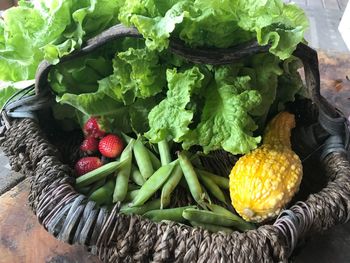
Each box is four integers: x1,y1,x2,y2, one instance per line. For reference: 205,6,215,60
35,24,271,94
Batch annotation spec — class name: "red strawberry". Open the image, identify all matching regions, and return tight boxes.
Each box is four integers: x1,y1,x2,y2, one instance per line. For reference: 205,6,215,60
83,117,105,138
98,134,124,158
74,157,102,176
80,137,99,154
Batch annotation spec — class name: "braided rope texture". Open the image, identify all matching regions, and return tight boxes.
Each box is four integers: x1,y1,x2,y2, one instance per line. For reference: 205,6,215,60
1,118,350,262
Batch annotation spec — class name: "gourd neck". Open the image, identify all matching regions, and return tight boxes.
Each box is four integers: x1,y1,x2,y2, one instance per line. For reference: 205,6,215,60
263,112,295,148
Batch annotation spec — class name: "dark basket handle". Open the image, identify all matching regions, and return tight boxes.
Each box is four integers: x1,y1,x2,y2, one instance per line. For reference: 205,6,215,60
35,24,272,94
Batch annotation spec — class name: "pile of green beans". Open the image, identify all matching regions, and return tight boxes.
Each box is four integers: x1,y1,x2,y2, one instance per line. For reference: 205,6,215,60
75,136,256,233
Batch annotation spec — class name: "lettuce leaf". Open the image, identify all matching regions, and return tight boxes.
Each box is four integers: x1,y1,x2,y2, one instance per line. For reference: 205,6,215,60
146,65,262,154
113,48,166,100
128,2,188,51
0,86,19,109
182,68,262,154
58,91,123,116
119,0,308,59
129,97,159,133
0,0,122,81
242,53,283,117
58,88,160,134
275,56,305,109
146,67,205,142
49,55,113,96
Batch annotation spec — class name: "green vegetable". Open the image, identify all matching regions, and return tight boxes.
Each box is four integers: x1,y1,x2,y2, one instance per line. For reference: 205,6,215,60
130,165,145,186
145,67,205,144
183,208,245,229
180,69,262,154
132,162,176,207
158,140,172,165
275,56,306,110
0,0,122,81
113,139,135,202
0,85,20,109
146,148,162,170
206,204,256,231
120,199,161,215
160,163,183,209
49,55,113,97
196,169,229,190
87,178,106,196
143,206,195,223
133,139,154,180
89,179,115,206
108,47,166,103
124,189,140,203
206,203,237,218
198,173,227,204
76,160,125,187
120,0,308,59
178,152,205,206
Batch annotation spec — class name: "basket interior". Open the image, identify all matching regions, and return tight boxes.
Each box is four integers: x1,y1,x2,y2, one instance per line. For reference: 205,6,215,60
35,95,329,227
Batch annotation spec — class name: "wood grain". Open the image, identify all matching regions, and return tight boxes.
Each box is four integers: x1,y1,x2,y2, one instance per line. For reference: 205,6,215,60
0,179,101,263
318,51,350,117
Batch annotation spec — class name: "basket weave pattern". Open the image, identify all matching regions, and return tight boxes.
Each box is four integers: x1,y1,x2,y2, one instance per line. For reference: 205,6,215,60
2,119,350,262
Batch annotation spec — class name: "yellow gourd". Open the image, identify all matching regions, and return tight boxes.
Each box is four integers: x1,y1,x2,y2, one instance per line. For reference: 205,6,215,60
229,112,302,223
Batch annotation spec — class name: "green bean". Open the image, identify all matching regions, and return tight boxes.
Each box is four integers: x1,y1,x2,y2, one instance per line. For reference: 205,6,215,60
113,139,135,203
207,204,256,231
87,178,106,196
182,208,237,227
89,179,115,206
183,208,253,231
178,152,205,206
76,160,126,187
160,163,183,209
196,169,229,189
143,206,195,223
130,165,145,186
120,199,161,215
206,203,235,218
132,162,175,207
134,139,154,180
189,221,233,233
198,173,227,204
124,190,140,203
158,139,172,165
146,148,161,170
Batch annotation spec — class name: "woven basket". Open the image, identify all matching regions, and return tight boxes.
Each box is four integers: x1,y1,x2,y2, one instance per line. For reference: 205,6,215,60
1,24,350,263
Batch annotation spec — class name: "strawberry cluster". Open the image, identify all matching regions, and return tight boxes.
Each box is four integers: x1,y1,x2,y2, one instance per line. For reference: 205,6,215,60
74,117,124,176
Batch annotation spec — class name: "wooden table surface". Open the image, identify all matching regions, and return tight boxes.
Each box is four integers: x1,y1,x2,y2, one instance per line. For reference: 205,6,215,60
0,51,349,263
